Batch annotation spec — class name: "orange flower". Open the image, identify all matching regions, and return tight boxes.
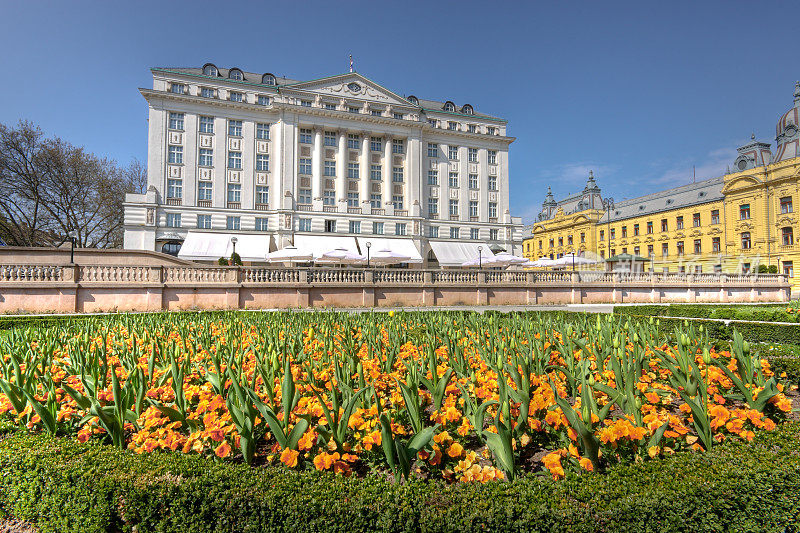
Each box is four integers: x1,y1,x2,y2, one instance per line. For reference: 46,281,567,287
214,441,231,458
447,441,464,458
280,448,299,468
579,457,593,471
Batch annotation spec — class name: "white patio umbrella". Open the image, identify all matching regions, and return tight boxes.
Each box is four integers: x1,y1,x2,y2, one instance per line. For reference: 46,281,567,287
315,248,367,265
461,256,502,268
492,251,529,266
531,256,558,268
553,253,599,270
265,246,313,263
368,248,413,266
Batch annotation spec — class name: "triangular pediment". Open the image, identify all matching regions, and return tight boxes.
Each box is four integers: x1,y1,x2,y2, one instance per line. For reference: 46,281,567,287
284,73,415,107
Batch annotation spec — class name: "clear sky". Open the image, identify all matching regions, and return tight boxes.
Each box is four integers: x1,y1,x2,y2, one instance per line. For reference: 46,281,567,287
2,0,798,223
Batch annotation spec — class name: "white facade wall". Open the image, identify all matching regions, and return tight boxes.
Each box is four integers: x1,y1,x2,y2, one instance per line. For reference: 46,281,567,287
123,67,523,263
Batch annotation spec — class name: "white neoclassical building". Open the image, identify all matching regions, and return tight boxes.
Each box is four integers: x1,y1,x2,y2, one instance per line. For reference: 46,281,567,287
123,63,523,266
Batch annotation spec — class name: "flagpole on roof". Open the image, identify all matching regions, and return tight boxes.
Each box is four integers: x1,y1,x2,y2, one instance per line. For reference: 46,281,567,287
349,54,354,73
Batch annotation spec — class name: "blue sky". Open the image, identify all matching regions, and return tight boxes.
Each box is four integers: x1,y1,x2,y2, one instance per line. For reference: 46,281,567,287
2,0,798,223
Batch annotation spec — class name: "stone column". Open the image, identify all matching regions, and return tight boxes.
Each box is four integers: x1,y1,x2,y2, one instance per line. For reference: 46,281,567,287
408,131,421,215
360,133,371,211
383,134,393,210
336,131,347,207
312,128,323,202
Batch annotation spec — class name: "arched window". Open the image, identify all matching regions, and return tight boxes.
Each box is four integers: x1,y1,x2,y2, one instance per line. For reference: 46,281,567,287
202,63,218,77
262,73,276,86
407,95,418,105
443,101,456,112
161,241,182,256
228,68,244,81
461,104,474,115
741,232,751,249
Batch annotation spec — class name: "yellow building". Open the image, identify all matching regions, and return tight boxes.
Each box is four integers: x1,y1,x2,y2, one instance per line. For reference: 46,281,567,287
524,82,800,293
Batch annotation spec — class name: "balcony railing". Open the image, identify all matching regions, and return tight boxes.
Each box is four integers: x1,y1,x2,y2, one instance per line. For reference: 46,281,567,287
255,203,269,211
323,206,338,213
198,200,212,208
347,207,362,214
227,202,241,209
371,208,385,215
166,198,182,206
297,204,312,211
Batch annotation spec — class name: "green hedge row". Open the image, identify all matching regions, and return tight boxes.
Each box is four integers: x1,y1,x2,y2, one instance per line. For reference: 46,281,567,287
1,425,799,533
614,303,800,322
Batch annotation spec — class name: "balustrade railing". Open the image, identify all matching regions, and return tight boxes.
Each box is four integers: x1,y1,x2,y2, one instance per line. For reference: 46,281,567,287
308,269,365,283
373,270,425,284
241,268,300,283
0,264,64,282
433,271,477,284
163,267,230,283
79,265,151,283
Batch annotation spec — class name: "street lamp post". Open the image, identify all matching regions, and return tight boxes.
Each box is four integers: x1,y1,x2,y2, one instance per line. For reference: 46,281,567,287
366,241,371,268
68,230,78,264
478,246,483,269
231,237,238,265
603,197,615,260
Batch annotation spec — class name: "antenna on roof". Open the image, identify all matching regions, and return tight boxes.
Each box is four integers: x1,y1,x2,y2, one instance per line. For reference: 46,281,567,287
349,54,354,73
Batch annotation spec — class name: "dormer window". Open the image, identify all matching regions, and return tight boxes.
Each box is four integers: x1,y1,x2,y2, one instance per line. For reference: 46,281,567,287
407,95,419,105
443,101,456,112
202,63,218,77
228,68,244,81
461,104,474,115
170,83,185,94
262,73,276,86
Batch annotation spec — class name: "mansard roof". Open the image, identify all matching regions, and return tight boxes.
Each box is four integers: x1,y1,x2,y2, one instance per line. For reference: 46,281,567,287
599,176,724,223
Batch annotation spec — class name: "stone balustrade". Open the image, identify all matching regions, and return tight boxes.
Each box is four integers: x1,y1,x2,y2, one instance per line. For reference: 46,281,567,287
0,263,789,313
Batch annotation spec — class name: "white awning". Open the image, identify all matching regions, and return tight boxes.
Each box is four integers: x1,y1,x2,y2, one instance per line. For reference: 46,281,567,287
428,241,496,267
177,232,273,262
293,235,359,259
356,237,423,264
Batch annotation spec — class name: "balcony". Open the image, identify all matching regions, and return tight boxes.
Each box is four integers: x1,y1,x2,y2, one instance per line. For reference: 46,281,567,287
297,204,312,211
470,216,479,222
166,198,182,206
198,200,212,208
428,213,439,220
255,203,269,211
323,206,338,213
489,217,498,224
227,202,241,209
347,207,362,214
371,208,385,215
450,214,460,221
394,210,408,217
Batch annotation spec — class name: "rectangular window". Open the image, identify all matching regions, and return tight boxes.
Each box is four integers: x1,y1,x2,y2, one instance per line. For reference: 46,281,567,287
257,95,270,106
647,244,654,257
468,148,478,163
693,213,701,227
392,195,403,209
323,103,337,110
782,226,794,245
568,235,573,245
228,120,242,137
488,176,497,191
226,216,240,230
740,204,750,220
580,232,585,243
229,91,243,102
622,226,628,238
198,181,212,201
599,229,605,241
646,221,653,234
469,201,478,217
349,221,361,234
347,163,359,179
170,83,185,94
256,123,270,140
449,199,459,216
741,232,751,249
469,174,478,189
447,122,457,131
428,169,439,185
371,109,382,116
373,222,384,235
348,107,360,114
201,87,215,98
299,128,312,144
488,150,497,164
711,209,720,224
370,137,382,152
370,193,381,208
325,220,336,233
712,236,720,252
662,243,669,257
370,164,382,180
490,229,499,241
256,154,269,172
298,189,312,204
166,213,181,227
168,112,184,130
226,183,241,203
694,239,702,254
347,134,360,149
429,226,439,238
347,192,359,207
298,218,312,232
488,202,497,219
392,139,405,154
449,172,459,188
168,145,183,164
396,223,407,236
661,218,668,232
428,198,439,215
197,214,211,229
610,228,616,240
324,131,337,146
633,224,639,236
199,116,214,133
470,228,479,240
676,216,684,230
167,178,182,199
323,190,336,206
677,241,684,255
392,167,403,183
298,158,312,175
227,151,242,169
450,227,460,239
393,113,404,120
448,145,458,160
633,246,640,256
255,185,269,206
198,148,213,167
781,196,793,214
784,261,794,278
300,100,312,107
324,160,336,177
427,143,438,157
468,124,477,133
428,119,437,127
255,217,269,231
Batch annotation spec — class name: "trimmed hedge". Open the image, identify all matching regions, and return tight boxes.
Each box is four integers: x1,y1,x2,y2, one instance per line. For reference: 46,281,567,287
1,426,799,532
614,303,800,323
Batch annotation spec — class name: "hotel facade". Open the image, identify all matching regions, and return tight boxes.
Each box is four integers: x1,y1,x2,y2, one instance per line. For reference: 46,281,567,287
123,64,522,266
523,82,800,292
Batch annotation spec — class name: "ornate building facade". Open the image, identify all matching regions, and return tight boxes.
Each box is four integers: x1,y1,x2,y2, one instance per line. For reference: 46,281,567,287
524,82,800,290
123,64,522,265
